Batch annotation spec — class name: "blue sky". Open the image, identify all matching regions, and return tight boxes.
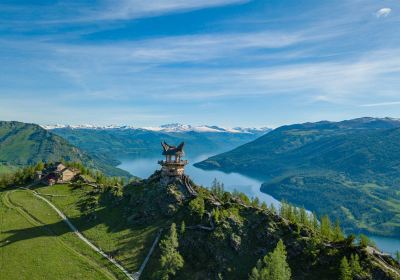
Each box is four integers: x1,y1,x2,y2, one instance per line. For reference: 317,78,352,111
0,0,399,127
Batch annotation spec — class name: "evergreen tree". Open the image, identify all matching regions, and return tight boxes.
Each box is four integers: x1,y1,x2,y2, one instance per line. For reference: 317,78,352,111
158,223,184,280
261,202,268,210
320,215,332,239
312,212,319,231
180,221,186,235
332,219,345,241
339,257,352,280
358,234,374,248
349,254,362,277
395,251,400,263
249,239,291,280
270,203,277,215
252,197,260,207
299,207,307,225
189,196,205,218
249,260,263,280
35,161,44,171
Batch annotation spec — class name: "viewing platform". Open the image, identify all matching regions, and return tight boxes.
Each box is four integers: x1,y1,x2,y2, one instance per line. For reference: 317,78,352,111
159,141,188,178
158,160,188,166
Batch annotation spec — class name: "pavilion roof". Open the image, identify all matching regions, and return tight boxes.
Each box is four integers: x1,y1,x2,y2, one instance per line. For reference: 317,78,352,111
161,141,185,156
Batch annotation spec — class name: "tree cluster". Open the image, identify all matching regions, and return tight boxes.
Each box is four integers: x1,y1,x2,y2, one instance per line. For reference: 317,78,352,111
249,239,291,280
158,223,184,280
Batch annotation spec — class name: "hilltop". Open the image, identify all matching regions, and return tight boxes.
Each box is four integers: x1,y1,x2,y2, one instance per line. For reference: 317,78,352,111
0,121,130,177
1,165,399,279
195,117,400,237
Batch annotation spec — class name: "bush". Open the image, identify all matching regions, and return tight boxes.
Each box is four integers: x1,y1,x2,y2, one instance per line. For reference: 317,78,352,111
189,196,205,218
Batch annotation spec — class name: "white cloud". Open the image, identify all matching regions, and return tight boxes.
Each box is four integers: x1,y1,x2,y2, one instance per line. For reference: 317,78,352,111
95,0,250,21
360,101,400,107
376,8,392,18
1,0,250,24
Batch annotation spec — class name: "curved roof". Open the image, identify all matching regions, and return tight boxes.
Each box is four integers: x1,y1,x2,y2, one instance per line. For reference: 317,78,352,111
161,141,185,156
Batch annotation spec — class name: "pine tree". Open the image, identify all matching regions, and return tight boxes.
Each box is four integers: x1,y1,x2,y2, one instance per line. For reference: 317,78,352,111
332,219,344,241
299,207,307,225
320,215,332,239
339,257,352,280
180,221,186,235
261,202,268,210
312,212,319,231
252,197,260,207
349,254,362,277
189,196,205,218
264,239,292,280
249,239,291,280
158,223,184,280
395,251,400,263
358,234,373,248
270,203,277,215
249,260,263,280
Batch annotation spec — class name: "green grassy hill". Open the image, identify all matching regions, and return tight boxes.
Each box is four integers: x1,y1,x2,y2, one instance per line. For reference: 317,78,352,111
1,168,399,279
195,117,400,237
0,189,126,280
0,121,130,177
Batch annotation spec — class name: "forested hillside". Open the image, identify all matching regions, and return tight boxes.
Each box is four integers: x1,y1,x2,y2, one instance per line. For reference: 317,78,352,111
195,118,400,237
0,121,130,177
1,165,399,279
50,126,268,161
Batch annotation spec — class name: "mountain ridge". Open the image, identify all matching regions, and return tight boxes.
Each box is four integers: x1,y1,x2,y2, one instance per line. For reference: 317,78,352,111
195,117,400,237
49,124,270,161
0,121,130,177
41,123,271,134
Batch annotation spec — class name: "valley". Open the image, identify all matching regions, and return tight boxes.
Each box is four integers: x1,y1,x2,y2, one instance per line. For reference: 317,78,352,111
117,155,400,257
2,164,399,279
49,124,269,161
196,118,400,239
1,118,400,279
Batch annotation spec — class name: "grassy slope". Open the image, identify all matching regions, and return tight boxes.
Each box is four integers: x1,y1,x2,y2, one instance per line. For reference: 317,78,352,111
0,189,126,280
0,121,130,177
0,164,17,175
196,118,400,237
33,184,165,272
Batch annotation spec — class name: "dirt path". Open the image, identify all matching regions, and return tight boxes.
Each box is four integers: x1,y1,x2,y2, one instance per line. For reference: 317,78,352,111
366,246,400,278
132,229,163,280
17,185,162,280
1,190,117,280
21,188,135,280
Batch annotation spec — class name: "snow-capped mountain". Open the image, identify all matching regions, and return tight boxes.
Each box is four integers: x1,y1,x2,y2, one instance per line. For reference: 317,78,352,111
42,123,270,134
41,124,136,130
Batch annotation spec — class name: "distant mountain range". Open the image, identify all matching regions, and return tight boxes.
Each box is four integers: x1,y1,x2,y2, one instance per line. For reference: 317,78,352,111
42,123,269,134
0,121,130,177
195,117,400,237
47,123,270,160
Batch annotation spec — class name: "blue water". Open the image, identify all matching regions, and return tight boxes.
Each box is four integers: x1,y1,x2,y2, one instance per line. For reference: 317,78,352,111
118,155,400,257
118,154,281,207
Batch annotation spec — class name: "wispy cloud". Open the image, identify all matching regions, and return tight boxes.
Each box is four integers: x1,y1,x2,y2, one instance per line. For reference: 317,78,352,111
1,0,400,125
360,101,400,107
0,0,250,25
376,8,392,18
92,0,250,21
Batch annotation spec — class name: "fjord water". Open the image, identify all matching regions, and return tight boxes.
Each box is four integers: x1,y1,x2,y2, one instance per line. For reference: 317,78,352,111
118,154,280,207
118,154,400,256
